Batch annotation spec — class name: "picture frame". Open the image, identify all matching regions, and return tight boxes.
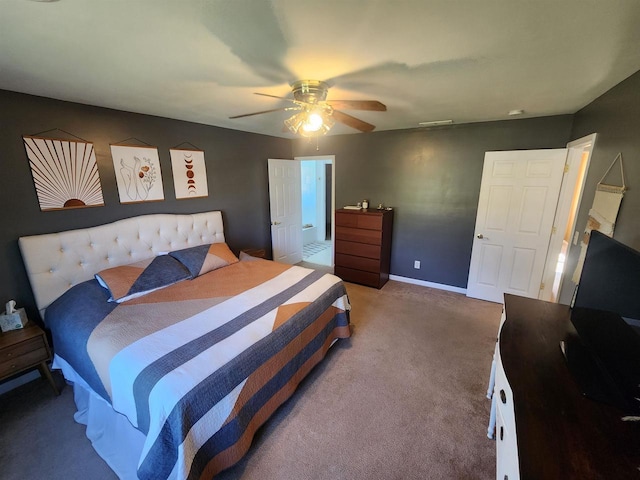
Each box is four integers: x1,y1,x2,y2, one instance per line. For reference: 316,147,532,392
22,135,105,211
169,148,208,199
110,144,164,203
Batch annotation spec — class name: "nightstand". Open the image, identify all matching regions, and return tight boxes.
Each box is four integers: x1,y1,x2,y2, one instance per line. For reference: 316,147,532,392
0,322,59,395
240,248,267,259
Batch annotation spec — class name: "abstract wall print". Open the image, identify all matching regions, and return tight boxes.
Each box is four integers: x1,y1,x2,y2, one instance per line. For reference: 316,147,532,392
22,136,105,211
110,145,164,203
170,148,208,199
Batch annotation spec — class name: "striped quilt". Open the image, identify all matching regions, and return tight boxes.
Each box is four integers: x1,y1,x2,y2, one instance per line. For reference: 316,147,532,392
48,258,351,479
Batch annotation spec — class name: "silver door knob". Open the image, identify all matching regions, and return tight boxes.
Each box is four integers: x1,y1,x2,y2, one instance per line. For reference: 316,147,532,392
477,234,484,239
271,221,281,226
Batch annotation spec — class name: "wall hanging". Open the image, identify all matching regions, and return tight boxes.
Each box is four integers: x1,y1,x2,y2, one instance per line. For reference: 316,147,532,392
572,152,626,283
22,133,104,211
169,143,208,199
110,140,164,203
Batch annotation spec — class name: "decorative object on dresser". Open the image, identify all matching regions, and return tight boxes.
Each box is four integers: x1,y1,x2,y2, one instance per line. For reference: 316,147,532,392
334,207,393,288
0,322,59,395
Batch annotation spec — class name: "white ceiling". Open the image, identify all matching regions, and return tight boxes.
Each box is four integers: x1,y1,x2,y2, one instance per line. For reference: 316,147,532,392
2,0,640,138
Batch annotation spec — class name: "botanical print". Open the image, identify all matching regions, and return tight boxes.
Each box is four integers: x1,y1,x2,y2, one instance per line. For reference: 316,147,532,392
169,148,208,199
22,136,104,211
110,145,164,203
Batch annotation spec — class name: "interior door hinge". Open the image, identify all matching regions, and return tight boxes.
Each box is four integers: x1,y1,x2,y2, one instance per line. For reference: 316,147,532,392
540,282,545,290
564,164,570,173
552,226,557,234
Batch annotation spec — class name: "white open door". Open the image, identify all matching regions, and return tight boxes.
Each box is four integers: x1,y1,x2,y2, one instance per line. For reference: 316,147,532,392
466,149,567,303
268,158,302,264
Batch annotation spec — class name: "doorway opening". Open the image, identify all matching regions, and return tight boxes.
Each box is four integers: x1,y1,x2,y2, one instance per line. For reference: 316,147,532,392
541,134,596,303
297,156,334,267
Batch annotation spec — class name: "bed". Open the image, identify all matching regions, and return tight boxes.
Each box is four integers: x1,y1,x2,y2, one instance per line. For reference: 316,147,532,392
18,211,351,479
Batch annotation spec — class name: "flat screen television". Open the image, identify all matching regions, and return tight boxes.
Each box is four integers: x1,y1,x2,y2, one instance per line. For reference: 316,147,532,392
561,231,640,414
573,230,640,327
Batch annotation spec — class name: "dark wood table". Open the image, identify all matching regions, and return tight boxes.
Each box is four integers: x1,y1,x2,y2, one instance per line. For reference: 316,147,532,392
0,322,59,395
501,294,640,479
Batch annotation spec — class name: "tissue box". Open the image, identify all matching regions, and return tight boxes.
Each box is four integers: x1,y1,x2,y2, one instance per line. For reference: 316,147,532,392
0,308,28,332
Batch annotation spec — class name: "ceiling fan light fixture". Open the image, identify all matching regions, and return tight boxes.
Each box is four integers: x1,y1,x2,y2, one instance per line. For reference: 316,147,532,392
286,104,335,137
292,80,329,104
302,112,324,132
232,79,384,135
284,112,305,135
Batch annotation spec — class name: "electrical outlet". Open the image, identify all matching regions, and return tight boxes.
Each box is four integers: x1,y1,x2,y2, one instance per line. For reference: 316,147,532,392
414,260,421,269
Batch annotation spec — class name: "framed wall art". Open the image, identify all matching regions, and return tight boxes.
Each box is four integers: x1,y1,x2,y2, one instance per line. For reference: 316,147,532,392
22,135,105,211
169,148,208,199
110,144,164,203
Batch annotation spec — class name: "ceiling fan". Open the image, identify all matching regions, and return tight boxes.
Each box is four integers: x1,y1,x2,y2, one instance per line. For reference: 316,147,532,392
229,80,386,136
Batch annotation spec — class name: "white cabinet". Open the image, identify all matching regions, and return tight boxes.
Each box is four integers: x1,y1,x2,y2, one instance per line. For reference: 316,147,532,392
493,343,519,480
488,307,520,480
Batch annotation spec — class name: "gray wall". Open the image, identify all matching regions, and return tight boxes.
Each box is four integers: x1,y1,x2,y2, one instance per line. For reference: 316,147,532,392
559,70,640,304
4,69,636,322
293,116,574,288
0,89,291,322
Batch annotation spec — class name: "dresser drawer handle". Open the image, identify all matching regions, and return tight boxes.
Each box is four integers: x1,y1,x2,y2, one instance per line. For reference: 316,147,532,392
500,389,506,404
500,426,504,440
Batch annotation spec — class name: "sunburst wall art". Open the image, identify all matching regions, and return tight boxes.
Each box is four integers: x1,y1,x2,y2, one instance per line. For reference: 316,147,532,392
169,148,208,199
22,136,105,211
110,144,164,203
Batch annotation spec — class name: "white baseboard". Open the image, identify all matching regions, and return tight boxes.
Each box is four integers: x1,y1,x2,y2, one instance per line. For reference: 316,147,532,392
389,274,467,294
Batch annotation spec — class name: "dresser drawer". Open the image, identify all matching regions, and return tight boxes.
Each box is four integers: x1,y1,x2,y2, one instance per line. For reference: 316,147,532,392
335,266,382,287
0,337,49,377
335,240,381,260
496,399,520,480
336,212,383,230
0,336,45,362
335,253,380,273
335,226,382,245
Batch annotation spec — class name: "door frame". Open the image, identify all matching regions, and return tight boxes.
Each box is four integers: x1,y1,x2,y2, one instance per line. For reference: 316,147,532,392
295,155,336,266
539,133,596,302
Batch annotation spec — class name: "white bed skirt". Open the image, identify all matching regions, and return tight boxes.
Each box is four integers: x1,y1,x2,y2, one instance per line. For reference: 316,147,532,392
54,355,144,480
55,337,342,479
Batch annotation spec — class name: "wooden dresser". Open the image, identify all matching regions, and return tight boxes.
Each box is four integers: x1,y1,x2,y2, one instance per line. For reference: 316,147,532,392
490,294,640,479
334,208,393,288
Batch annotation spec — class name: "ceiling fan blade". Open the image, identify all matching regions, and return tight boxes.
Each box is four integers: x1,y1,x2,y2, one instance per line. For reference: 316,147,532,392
229,107,289,119
254,92,299,104
327,100,386,111
332,110,376,133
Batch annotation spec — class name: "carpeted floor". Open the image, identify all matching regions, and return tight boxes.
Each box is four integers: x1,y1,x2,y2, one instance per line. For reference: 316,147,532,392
0,280,501,480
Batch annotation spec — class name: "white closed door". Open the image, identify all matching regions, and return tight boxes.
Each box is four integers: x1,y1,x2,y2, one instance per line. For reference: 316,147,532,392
268,158,302,264
466,149,567,303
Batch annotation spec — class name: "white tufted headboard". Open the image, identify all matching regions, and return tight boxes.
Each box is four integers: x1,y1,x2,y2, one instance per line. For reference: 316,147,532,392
19,211,225,316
